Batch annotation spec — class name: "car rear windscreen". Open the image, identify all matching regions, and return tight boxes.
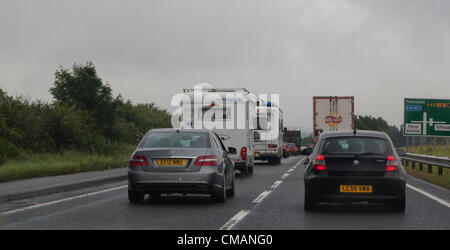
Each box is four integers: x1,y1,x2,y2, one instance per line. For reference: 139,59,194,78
141,132,211,148
321,137,390,155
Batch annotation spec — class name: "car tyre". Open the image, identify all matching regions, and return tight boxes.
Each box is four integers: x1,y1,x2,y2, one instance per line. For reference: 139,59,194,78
128,189,145,204
149,193,161,202
276,157,281,165
226,173,235,197
241,166,248,176
392,196,405,212
304,189,316,211
212,175,227,203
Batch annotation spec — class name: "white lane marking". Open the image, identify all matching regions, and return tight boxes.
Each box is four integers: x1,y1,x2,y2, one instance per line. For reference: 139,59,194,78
221,163,299,230
2,185,127,216
281,173,290,179
271,180,283,189
219,210,250,230
406,184,450,208
253,190,271,204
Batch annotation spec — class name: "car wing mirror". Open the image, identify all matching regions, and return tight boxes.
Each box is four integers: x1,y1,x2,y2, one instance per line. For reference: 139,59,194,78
228,147,237,154
396,150,406,157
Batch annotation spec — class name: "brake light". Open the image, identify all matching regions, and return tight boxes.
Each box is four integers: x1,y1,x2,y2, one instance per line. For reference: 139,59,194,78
386,155,398,171
241,147,247,161
194,155,218,166
129,155,149,166
268,145,277,149
313,154,326,171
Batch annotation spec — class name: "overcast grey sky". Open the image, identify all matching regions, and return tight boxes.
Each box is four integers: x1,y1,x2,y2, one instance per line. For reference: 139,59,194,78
1,0,449,129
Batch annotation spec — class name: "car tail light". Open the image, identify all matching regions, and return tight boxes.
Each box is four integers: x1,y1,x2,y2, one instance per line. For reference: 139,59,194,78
386,155,399,171
241,147,247,161
129,155,149,166
313,154,326,171
268,144,277,149
194,155,218,166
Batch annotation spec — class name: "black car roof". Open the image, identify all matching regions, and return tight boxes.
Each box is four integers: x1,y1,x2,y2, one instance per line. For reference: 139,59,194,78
319,130,388,139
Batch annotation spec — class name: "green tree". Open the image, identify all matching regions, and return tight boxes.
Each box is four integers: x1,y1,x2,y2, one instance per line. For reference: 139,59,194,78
50,62,116,137
0,88,22,162
354,115,405,147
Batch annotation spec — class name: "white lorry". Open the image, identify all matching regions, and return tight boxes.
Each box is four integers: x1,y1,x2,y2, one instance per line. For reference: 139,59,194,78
313,96,354,142
253,101,284,165
179,87,256,175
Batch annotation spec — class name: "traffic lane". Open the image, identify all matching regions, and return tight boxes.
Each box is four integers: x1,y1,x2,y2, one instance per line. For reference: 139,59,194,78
405,174,450,204
1,156,304,229
234,163,450,230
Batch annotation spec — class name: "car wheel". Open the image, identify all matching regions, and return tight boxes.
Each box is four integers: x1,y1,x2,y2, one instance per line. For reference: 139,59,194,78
212,175,226,203
241,165,248,176
128,189,145,204
392,196,405,212
248,161,254,174
227,173,235,197
304,188,316,211
149,193,161,202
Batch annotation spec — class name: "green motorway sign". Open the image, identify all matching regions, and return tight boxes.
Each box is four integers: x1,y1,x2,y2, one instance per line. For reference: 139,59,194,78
404,98,450,137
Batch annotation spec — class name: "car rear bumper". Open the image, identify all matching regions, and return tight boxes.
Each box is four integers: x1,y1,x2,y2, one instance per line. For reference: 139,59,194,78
128,166,223,195
305,175,405,203
254,150,279,159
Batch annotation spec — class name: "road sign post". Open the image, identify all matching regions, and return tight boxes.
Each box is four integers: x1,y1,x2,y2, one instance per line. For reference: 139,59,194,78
404,98,450,138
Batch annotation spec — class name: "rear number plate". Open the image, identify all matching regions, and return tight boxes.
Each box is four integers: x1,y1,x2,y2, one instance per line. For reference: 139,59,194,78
157,159,186,166
340,185,373,193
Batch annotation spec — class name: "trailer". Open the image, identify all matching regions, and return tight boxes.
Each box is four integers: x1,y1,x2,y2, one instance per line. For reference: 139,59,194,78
253,101,284,165
313,96,354,142
180,87,256,175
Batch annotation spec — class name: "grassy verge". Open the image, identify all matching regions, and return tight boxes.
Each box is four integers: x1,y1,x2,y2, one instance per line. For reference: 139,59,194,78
399,145,450,157
0,144,135,183
402,158,450,189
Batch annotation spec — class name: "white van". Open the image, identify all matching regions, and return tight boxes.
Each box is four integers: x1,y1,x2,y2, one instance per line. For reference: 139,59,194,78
253,101,284,165
180,87,256,175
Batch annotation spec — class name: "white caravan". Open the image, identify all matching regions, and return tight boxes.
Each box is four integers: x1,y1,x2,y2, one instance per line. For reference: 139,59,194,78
253,101,284,165
179,88,256,175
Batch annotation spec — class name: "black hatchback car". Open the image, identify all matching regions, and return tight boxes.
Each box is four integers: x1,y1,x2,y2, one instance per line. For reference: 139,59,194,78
303,130,407,212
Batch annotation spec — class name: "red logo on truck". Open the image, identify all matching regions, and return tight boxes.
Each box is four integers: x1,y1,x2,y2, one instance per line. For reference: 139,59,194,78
325,113,342,127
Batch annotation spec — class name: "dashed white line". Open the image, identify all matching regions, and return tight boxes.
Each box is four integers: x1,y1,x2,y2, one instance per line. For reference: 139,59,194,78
219,210,250,230
406,184,450,208
271,180,283,189
253,190,272,204
281,173,290,179
2,185,128,216
223,162,302,230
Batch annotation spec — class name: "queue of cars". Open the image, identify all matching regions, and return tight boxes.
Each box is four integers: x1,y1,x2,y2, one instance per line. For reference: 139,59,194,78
127,87,406,212
128,128,407,212
282,142,303,157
